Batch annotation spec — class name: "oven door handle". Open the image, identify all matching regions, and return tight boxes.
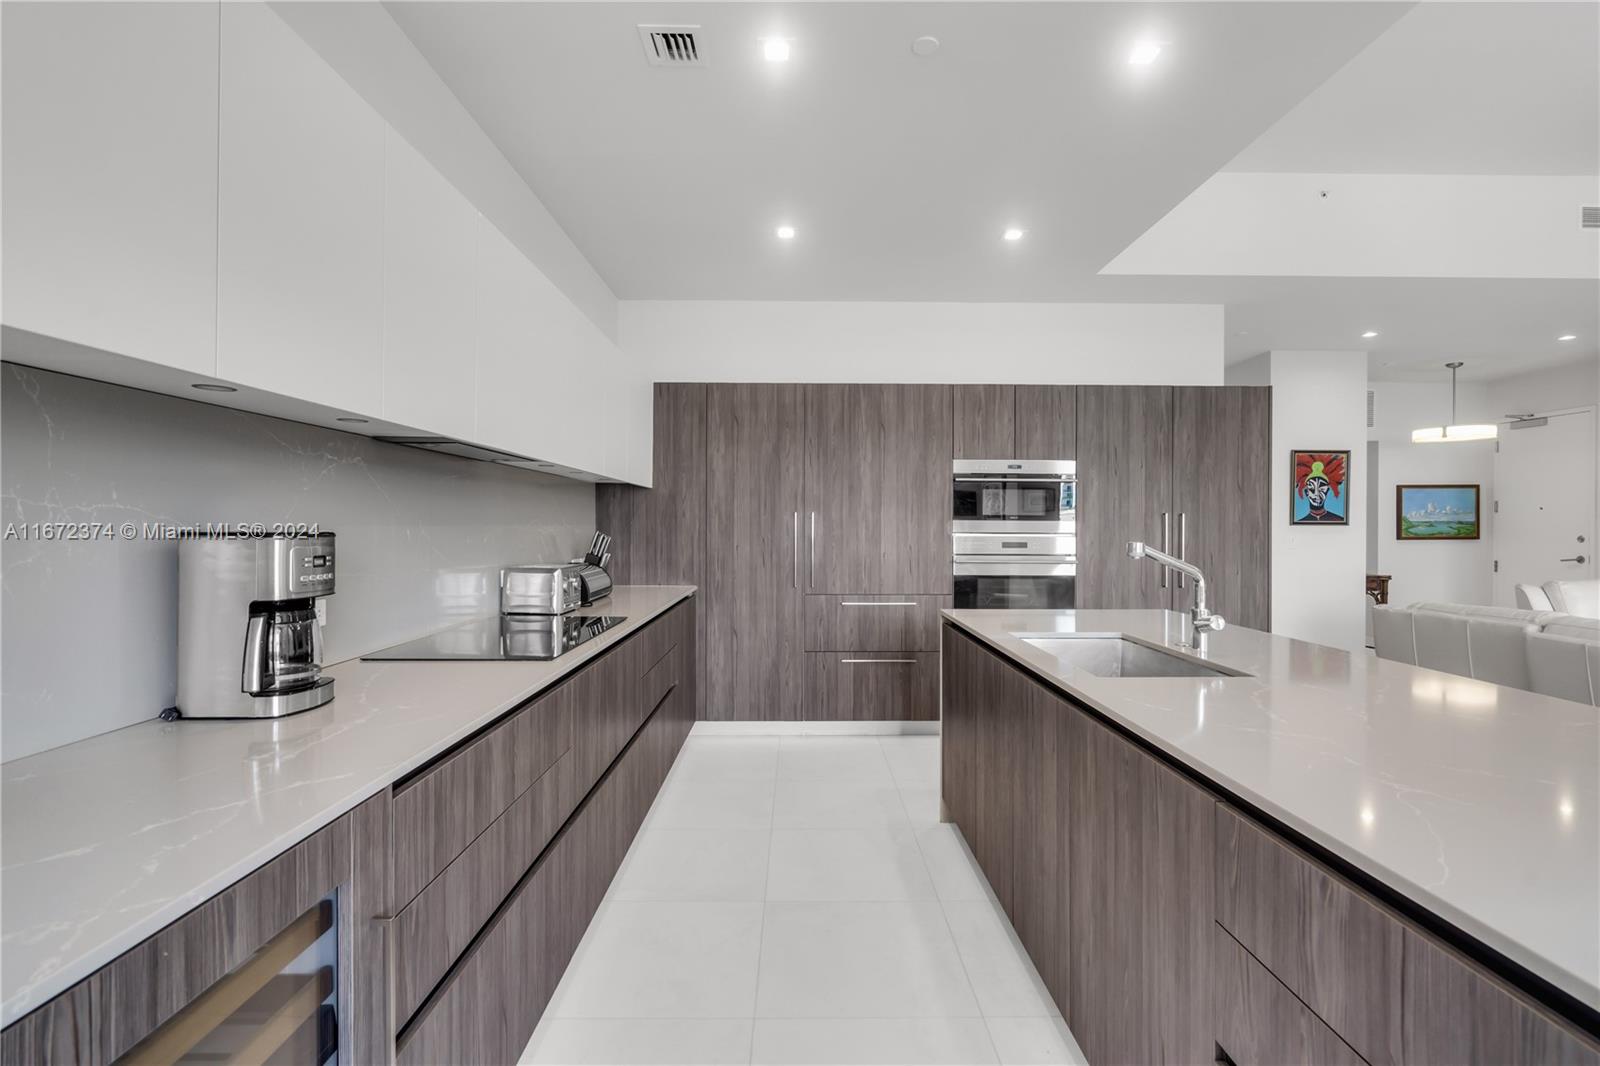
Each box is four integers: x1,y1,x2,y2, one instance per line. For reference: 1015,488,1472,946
953,560,1076,577
952,475,1072,484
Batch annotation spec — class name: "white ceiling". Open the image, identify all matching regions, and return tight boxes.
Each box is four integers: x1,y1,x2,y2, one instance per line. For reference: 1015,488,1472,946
1226,2,1599,175
387,1,1406,300
385,1,1598,381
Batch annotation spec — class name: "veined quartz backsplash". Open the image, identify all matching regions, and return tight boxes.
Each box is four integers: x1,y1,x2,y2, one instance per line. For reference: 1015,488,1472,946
1,364,597,760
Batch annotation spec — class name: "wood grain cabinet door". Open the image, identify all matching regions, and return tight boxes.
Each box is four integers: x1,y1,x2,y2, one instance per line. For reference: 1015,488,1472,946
1214,925,1366,1066
1172,387,1271,630
1015,386,1077,460
954,385,1016,458
704,384,804,721
803,384,953,595
1215,805,1403,1064
1402,930,1600,1066
1076,386,1174,609
1067,709,1214,1065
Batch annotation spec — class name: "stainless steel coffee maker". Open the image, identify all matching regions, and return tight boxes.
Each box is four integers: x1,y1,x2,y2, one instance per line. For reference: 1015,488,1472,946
174,531,337,719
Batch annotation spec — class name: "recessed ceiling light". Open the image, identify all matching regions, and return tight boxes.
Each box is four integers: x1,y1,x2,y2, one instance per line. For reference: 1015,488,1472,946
911,35,940,57
336,416,369,424
1361,331,1379,339
775,224,796,240
1558,333,1578,341
1002,227,1025,242
1128,40,1162,66
762,37,790,62
191,382,237,393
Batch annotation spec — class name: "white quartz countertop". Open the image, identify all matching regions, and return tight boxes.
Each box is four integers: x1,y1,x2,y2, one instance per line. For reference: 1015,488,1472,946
942,608,1600,1012
0,585,695,1027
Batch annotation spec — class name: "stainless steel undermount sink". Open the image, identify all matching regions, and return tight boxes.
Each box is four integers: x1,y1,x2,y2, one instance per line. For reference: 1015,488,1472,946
1019,635,1239,679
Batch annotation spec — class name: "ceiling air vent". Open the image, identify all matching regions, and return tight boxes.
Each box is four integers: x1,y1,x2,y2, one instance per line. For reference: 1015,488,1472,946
1582,205,1600,229
639,25,704,67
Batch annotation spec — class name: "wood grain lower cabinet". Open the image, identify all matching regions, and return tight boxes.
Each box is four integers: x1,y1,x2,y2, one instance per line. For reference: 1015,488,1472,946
391,694,570,908
1068,707,1215,1065
939,626,1070,1007
3,805,366,1066
944,624,1215,1064
803,653,939,720
942,625,1599,1066
1216,805,1402,1065
803,595,947,652
1215,925,1365,1066
397,678,692,1066
1402,930,1600,1066
392,751,577,1024
0,979,99,1066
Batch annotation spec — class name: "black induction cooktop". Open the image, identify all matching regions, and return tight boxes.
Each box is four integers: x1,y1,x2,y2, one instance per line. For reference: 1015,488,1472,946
362,614,627,662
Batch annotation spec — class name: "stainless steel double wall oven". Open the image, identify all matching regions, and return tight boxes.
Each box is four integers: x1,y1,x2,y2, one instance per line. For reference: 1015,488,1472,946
951,459,1076,609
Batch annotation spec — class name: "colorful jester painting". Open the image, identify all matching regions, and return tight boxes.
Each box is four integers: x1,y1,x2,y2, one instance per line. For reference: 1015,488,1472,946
1291,450,1350,525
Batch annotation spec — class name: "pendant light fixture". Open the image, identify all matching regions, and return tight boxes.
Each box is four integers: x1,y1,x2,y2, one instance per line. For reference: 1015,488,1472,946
1411,361,1498,444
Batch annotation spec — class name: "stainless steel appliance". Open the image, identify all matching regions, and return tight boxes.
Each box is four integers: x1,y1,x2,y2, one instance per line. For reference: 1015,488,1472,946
362,614,626,661
952,459,1077,609
501,564,586,615
174,531,337,719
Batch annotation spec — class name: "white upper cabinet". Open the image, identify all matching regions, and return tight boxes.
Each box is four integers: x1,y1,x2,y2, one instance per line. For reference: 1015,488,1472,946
382,130,478,441
1,1,219,374
474,219,545,459
217,3,383,414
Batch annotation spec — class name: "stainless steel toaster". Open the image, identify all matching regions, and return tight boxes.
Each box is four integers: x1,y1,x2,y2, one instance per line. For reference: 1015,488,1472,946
500,564,585,615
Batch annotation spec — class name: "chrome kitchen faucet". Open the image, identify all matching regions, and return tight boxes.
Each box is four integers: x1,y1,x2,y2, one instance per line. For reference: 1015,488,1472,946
1126,541,1226,649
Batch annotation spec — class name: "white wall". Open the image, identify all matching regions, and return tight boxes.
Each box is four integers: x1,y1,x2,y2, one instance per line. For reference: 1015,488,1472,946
1368,381,1496,608
1230,351,1368,650
620,301,1224,384
1484,356,1600,416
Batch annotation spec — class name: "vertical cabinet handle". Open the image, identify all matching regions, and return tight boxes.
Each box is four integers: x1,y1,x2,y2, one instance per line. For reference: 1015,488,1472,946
1177,512,1187,589
792,511,799,588
1159,512,1170,590
809,512,816,589
373,914,398,1065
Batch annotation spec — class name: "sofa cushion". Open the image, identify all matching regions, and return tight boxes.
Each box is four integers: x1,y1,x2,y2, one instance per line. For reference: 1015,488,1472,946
1542,579,1600,619
1516,583,1555,611
1371,606,1417,665
1541,614,1600,641
1526,632,1596,705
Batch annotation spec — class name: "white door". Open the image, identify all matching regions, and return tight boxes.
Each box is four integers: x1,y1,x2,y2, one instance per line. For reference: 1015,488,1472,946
1493,408,1599,606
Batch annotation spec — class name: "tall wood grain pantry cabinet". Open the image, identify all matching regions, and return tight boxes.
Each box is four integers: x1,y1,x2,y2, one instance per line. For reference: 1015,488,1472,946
599,382,1270,720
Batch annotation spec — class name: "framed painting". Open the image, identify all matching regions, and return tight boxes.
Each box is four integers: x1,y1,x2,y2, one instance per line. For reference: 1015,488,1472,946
1290,450,1350,525
1397,484,1481,540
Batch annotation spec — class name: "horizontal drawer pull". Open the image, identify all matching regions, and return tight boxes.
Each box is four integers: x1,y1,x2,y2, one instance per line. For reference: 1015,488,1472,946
840,658,917,664
840,601,918,607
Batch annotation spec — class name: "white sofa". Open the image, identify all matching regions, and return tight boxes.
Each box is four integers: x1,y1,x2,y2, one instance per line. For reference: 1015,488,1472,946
1372,602,1598,705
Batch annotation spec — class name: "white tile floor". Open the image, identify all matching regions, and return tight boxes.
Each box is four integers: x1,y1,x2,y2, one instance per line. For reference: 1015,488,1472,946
521,734,1090,1066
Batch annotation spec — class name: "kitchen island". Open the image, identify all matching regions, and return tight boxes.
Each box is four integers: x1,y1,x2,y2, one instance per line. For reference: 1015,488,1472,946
942,608,1599,1066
